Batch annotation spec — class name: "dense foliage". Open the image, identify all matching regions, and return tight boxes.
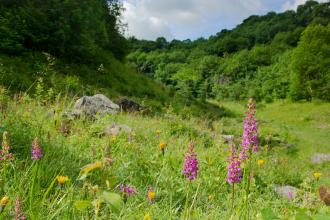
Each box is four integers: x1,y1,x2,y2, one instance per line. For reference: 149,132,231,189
127,1,330,102
0,0,128,62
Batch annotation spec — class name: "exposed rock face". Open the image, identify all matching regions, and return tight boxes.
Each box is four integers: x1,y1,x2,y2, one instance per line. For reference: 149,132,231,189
117,98,145,112
104,123,132,136
74,94,119,117
274,185,298,199
311,154,330,164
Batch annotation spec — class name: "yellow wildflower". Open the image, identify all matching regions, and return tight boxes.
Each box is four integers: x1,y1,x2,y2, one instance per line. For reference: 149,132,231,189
257,159,265,167
156,129,161,134
0,196,9,207
111,136,117,142
144,213,152,220
159,142,166,151
314,172,322,180
56,176,69,185
147,189,156,203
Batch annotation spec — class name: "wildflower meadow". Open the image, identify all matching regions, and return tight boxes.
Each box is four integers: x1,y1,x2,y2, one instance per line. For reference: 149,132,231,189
0,89,329,219
0,0,330,219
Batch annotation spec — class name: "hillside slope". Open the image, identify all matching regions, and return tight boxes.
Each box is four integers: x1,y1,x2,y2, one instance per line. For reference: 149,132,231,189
127,1,330,102
0,52,229,118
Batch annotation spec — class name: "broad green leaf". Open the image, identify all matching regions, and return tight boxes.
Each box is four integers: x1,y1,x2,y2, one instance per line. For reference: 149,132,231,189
74,200,90,211
101,191,123,213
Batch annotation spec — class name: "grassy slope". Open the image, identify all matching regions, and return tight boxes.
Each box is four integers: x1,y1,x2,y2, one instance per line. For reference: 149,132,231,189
0,90,329,219
0,53,228,119
220,101,330,181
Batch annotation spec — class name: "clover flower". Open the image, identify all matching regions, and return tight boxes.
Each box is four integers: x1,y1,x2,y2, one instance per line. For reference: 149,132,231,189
183,142,198,181
227,145,242,184
0,131,14,161
31,138,43,160
240,98,258,161
120,183,137,196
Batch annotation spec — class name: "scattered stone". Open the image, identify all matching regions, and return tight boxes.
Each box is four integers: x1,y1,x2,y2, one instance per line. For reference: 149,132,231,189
104,123,132,136
311,154,330,164
222,135,234,144
116,98,145,112
274,185,298,200
74,94,119,117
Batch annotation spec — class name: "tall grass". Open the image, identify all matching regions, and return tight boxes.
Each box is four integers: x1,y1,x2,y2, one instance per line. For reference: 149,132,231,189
0,89,329,219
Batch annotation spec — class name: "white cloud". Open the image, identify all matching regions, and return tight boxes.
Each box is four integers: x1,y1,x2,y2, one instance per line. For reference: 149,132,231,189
122,0,267,40
122,1,173,40
282,0,327,11
122,0,328,40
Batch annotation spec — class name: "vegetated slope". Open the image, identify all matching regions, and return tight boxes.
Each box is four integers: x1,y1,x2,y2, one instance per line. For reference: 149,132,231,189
0,0,230,118
0,52,230,118
127,1,330,102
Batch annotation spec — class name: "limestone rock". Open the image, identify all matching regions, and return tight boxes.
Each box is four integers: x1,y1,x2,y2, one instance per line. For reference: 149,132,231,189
104,123,132,136
311,154,330,164
74,94,119,117
274,185,298,199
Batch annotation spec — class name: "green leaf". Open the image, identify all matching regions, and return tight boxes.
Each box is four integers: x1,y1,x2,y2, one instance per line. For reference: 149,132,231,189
261,208,280,220
101,191,123,213
74,200,90,211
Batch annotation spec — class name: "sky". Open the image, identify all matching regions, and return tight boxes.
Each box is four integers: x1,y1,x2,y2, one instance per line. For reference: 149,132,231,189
121,0,328,40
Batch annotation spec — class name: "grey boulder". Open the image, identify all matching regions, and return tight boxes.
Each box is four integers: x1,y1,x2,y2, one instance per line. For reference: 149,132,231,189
311,154,330,164
104,123,132,136
74,94,119,117
274,185,298,199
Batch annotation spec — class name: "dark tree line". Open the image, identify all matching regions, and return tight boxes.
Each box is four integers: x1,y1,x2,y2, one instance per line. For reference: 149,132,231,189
0,0,128,62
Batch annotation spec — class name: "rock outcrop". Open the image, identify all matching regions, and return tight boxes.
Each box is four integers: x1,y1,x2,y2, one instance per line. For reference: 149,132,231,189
74,94,119,117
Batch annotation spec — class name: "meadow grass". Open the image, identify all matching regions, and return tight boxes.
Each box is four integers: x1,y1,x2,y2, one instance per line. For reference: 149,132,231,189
0,92,329,219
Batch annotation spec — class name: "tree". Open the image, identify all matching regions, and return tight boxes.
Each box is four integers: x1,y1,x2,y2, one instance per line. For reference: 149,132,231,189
0,0,128,62
290,23,330,101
